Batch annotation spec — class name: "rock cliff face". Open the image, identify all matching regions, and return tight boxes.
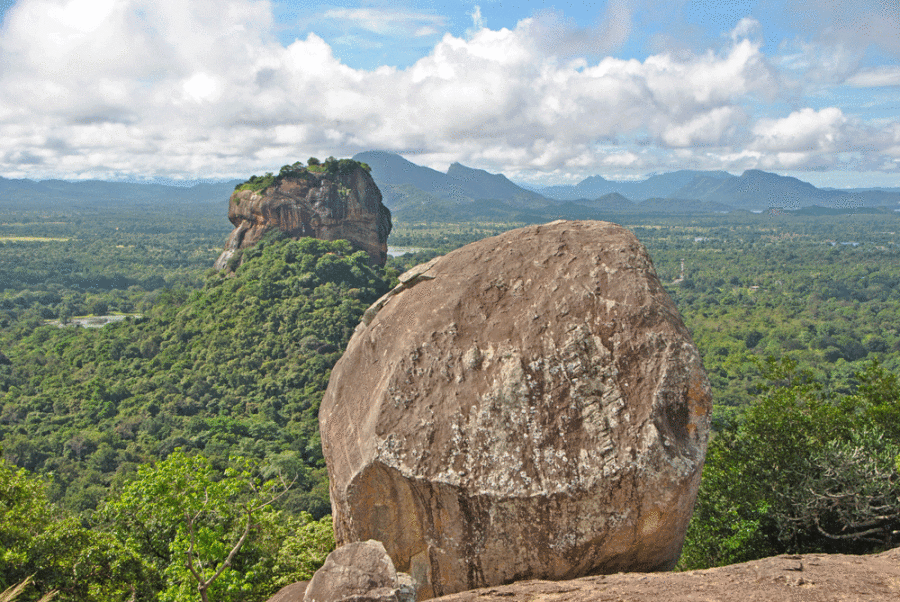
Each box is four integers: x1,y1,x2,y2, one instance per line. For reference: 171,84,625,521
319,220,712,600
214,164,391,270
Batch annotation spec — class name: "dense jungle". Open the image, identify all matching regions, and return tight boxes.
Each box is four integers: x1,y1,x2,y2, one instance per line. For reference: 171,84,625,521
1,196,899,600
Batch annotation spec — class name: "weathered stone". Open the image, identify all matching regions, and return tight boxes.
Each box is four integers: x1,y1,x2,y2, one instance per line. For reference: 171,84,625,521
214,165,391,270
320,220,712,599
304,540,412,602
429,547,900,602
266,581,309,602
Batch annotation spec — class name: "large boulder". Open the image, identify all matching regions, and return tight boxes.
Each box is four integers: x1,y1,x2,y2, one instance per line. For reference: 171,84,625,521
214,162,391,270
319,220,712,599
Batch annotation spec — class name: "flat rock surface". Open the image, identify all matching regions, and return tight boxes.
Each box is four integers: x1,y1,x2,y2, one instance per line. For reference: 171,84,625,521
433,548,900,602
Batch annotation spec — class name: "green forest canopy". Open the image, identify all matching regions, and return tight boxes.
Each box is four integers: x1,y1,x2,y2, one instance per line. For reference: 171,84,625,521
1,235,396,517
234,158,372,193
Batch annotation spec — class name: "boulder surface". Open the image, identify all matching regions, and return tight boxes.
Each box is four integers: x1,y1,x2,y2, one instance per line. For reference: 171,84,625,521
304,540,414,602
319,220,712,599
214,164,391,270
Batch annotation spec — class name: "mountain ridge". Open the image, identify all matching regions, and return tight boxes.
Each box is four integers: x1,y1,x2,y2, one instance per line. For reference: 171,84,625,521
3,154,899,216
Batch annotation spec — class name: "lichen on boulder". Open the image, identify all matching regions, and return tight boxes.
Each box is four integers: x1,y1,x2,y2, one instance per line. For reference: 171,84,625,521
319,220,712,599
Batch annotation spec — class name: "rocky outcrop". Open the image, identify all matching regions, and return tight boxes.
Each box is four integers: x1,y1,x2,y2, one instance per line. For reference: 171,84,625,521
431,547,900,602
319,220,712,599
214,163,391,270
304,541,415,602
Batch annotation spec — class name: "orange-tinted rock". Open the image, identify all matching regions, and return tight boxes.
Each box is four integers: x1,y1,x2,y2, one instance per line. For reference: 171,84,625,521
304,540,414,602
214,165,391,270
319,220,712,600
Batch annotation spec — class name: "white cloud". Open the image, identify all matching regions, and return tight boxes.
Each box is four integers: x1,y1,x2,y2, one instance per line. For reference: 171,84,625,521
847,66,900,88
751,108,849,153
661,107,746,148
744,107,900,173
182,73,223,103
0,0,896,183
780,0,900,57
523,1,634,58
597,0,633,52
320,7,446,38
730,17,760,42
468,5,486,32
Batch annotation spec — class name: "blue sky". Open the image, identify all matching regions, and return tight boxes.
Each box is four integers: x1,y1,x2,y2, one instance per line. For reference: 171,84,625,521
0,0,898,187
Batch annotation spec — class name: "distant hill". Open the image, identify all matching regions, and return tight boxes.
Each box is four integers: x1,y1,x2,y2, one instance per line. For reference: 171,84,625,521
674,170,900,210
445,162,548,209
637,197,735,214
0,176,239,209
353,150,547,210
539,168,900,211
580,192,635,211
355,153,751,220
824,186,900,194
541,170,732,201
542,174,615,200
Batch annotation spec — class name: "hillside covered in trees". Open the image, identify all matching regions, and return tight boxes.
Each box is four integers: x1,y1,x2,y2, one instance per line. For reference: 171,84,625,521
1,233,395,516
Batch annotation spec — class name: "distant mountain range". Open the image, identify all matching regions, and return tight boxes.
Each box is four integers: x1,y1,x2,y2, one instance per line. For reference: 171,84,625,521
3,152,899,222
540,170,734,201
0,176,240,209
356,151,900,221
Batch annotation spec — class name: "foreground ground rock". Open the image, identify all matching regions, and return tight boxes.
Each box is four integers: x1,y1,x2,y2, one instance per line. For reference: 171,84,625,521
320,220,712,599
433,547,900,602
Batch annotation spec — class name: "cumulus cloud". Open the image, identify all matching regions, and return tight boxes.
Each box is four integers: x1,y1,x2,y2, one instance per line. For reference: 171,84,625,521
661,107,747,148
0,0,896,183
744,107,900,173
751,108,849,153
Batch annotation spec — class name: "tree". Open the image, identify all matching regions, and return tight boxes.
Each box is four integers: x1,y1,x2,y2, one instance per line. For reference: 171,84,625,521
100,449,329,602
679,357,900,569
851,359,900,439
780,428,899,549
1,456,152,601
0,576,57,602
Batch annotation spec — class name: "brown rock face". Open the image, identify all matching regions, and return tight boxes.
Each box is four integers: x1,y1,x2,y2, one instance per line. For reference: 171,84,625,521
304,541,415,602
214,165,391,270
320,220,712,599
